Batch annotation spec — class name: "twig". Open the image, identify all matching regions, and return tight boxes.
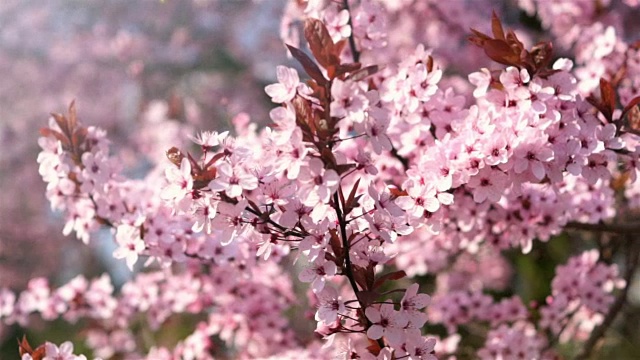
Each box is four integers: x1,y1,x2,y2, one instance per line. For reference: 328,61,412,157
565,221,640,234
342,0,360,63
574,237,640,359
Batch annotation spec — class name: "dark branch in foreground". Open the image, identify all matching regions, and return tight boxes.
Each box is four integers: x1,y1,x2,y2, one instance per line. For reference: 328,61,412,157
342,0,360,63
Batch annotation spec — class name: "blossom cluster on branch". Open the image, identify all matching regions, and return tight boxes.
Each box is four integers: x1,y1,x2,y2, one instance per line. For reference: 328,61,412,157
3,0,640,359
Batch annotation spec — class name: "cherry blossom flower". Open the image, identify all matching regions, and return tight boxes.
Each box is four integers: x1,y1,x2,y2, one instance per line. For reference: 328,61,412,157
161,157,193,206
298,257,337,293
315,286,346,325
265,66,301,104
113,223,146,270
365,303,409,346
208,162,258,198
298,158,340,206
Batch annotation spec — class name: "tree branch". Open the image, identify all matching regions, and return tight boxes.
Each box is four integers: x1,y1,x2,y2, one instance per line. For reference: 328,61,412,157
565,221,640,234
574,237,640,359
342,0,360,63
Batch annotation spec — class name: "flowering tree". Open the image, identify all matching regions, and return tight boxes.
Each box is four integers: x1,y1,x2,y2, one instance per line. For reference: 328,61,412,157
3,0,640,359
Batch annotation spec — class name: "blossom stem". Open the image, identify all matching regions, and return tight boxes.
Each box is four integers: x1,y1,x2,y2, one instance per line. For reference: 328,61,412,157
342,0,360,63
332,191,386,349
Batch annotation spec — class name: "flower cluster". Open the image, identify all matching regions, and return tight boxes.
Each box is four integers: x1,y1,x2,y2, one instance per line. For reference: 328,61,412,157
5,0,640,359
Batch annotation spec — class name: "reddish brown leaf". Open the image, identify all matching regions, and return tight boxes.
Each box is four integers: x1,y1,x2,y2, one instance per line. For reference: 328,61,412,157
286,44,327,86
68,100,78,131
600,78,616,121
346,65,379,82
484,39,520,67
71,127,88,151
338,185,347,210
491,10,505,41
346,178,361,209
626,103,640,132
373,270,407,289
621,96,640,121
166,147,184,167
292,96,315,140
388,187,408,198
32,345,46,360
50,112,71,139
39,128,68,146
329,229,343,260
304,18,339,70
468,28,492,47
365,337,383,355
352,265,369,291
18,335,33,356
334,62,362,79
357,290,379,309
530,42,553,71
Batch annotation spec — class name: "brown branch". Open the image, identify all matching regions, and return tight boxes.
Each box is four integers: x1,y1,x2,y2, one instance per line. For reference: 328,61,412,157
342,0,360,63
565,221,640,234
574,237,640,359
390,145,410,170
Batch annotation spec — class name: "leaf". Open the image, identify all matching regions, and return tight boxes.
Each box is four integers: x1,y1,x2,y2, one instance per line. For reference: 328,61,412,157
346,178,361,209
166,147,184,167
50,112,71,139
388,187,408,198
334,163,356,175
338,185,346,210
365,263,375,290
357,290,379,309
18,335,33,356
71,127,88,151
491,10,505,41
352,265,369,291
621,96,640,121
68,100,78,131
304,18,339,70
286,44,327,86
484,39,520,66
346,65,379,82
600,78,616,121
334,62,362,79
625,103,640,132
373,270,407,289
468,28,492,47
530,42,553,71
292,96,315,141
329,229,343,260
39,128,68,146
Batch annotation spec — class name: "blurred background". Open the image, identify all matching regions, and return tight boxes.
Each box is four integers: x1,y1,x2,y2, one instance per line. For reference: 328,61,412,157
0,0,289,355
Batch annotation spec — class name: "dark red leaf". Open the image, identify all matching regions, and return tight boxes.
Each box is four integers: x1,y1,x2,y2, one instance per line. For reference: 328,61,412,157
600,78,616,121
373,270,407,289
491,10,505,41
621,96,640,121
304,18,339,70
286,44,327,86
346,178,361,208
166,147,184,167
346,65,379,82
334,62,362,79
357,290,379,309
484,39,520,67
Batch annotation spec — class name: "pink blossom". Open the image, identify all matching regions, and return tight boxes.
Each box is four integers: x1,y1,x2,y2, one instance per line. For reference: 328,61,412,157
365,303,409,346
315,286,346,325
265,66,301,104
